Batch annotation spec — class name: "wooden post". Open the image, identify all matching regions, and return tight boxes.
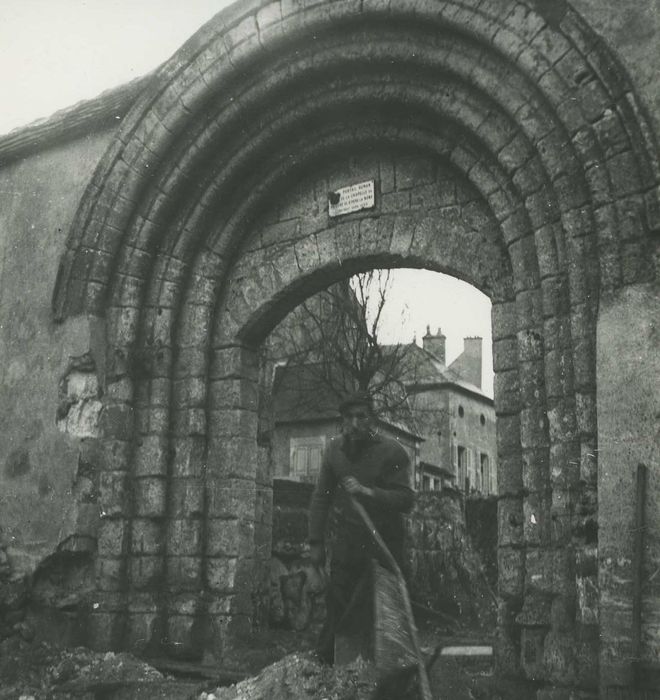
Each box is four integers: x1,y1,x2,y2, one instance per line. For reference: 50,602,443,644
632,463,646,685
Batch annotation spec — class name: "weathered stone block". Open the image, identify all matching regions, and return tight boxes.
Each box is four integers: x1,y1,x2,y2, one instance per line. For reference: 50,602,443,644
492,300,518,340
494,368,520,416
499,547,525,599
525,547,572,596
98,403,134,440
540,275,569,322
495,598,522,674
498,497,524,547
133,435,169,477
207,408,258,439
519,405,549,451
516,592,552,627
518,359,546,406
574,623,599,687
544,347,574,400
173,376,206,408
170,478,204,518
129,555,162,590
208,378,258,411
167,519,202,556
171,407,207,437
165,614,200,658
206,477,256,519
549,440,580,491
96,557,123,591
517,328,545,363
515,290,544,333
206,557,239,593
523,492,551,546
395,154,435,190
134,477,167,518
496,414,521,455
497,454,523,494
206,518,255,557
131,518,164,556
546,399,578,444
576,574,599,625
99,471,128,517
98,519,127,558
125,610,158,653
493,337,518,372
207,436,258,481
579,440,598,488
521,626,548,681
88,612,120,651
171,437,205,478
166,556,202,591
522,447,550,493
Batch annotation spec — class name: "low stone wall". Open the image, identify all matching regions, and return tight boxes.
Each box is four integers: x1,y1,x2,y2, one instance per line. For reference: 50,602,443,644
270,480,326,632
407,491,497,629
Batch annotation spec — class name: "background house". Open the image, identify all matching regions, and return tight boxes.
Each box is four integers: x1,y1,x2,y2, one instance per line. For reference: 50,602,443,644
269,362,422,482
387,327,498,495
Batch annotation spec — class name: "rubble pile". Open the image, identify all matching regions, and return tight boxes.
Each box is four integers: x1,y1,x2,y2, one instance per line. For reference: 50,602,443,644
202,653,379,700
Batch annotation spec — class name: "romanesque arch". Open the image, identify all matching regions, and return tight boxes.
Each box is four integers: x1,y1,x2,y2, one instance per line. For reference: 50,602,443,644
52,0,659,694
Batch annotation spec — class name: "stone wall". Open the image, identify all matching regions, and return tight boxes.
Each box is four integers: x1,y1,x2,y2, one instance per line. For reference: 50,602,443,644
270,479,325,632
407,491,497,630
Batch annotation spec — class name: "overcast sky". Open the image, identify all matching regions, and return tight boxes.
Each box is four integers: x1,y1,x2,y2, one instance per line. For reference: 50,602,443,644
0,0,494,395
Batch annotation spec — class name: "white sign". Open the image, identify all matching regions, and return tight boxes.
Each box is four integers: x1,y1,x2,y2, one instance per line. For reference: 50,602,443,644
328,180,375,217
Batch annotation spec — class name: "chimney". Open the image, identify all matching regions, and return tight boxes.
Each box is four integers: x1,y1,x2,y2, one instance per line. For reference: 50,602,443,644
462,336,483,388
422,325,446,364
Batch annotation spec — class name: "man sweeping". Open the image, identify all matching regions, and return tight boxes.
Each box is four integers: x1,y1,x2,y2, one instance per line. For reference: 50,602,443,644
308,391,415,665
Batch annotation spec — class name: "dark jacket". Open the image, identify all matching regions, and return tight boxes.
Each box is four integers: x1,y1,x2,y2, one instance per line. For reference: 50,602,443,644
308,432,414,559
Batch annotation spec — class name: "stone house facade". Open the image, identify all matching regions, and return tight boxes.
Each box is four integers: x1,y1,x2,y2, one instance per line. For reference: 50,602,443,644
397,329,498,495
0,1,658,697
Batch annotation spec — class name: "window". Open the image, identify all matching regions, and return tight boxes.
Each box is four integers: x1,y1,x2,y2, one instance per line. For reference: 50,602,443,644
422,474,431,491
289,436,325,481
480,453,490,495
457,445,467,491
480,414,486,426
458,405,464,418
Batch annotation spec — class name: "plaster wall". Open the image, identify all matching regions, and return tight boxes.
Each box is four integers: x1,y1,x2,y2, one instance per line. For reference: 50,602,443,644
597,283,660,688
0,129,115,570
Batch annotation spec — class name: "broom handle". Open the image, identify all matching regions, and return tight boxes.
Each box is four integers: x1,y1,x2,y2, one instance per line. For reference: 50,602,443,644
348,495,433,700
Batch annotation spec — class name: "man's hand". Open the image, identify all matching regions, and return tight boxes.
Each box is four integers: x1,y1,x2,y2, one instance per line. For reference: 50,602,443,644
309,542,325,567
342,476,374,498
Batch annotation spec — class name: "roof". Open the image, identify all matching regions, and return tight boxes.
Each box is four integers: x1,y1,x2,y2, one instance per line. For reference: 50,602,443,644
0,73,154,166
272,362,423,441
382,342,493,403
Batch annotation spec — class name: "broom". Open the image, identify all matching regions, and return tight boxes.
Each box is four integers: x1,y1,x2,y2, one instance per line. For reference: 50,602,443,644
347,495,433,700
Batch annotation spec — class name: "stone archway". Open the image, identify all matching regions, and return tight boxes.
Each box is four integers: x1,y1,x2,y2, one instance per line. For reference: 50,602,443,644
52,1,658,695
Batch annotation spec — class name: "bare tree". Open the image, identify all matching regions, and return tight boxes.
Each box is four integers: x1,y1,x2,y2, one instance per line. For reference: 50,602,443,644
266,270,418,423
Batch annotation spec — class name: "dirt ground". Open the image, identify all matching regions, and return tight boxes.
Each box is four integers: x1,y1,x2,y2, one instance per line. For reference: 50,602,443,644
0,611,507,700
